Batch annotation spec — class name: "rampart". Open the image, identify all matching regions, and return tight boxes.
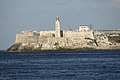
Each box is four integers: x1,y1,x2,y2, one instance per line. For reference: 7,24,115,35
15,30,39,43
40,30,55,37
63,30,95,39
94,30,120,35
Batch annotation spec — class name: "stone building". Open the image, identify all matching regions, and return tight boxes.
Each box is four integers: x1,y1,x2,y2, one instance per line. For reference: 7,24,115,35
79,25,91,31
14,17,120,50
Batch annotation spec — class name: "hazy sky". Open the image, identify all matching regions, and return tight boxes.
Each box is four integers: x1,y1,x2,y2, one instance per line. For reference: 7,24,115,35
0,0,120,49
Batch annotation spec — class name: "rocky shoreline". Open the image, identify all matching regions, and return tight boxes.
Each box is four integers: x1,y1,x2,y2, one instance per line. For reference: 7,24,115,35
6,42,120,52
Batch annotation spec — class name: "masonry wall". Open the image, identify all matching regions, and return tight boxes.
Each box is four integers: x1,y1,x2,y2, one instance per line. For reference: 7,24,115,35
15,30,39,43
40,31,55,37
15,30,120,46
63,30,95,39
94,30,120,35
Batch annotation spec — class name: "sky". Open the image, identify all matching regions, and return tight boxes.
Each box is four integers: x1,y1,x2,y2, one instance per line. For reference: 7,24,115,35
0,0,120,50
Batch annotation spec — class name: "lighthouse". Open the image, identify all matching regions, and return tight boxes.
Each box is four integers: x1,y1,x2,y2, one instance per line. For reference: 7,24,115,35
55,16,61,37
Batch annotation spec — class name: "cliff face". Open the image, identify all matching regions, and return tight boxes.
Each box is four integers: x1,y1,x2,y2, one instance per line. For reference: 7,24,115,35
7,37,96,51
7,36,120,52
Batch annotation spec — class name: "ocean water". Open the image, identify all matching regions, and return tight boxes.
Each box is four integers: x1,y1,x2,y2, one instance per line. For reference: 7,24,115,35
0,50,120,80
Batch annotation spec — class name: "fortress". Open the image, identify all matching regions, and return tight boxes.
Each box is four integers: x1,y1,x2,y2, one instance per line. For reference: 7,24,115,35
8,17,120,51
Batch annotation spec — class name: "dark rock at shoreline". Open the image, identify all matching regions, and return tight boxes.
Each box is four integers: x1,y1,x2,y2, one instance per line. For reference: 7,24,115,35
6,43,22,52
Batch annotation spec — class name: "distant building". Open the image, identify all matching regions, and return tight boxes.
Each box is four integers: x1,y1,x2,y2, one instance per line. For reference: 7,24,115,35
79,25,91,31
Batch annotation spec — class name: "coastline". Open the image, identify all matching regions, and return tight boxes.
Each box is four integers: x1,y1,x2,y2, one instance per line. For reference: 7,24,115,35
6,43,120,52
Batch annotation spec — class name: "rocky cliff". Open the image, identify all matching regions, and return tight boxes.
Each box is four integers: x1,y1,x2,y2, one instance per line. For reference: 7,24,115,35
6,37,120,52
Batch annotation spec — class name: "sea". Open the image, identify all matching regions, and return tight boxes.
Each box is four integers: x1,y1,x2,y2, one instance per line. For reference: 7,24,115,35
0,50,120,80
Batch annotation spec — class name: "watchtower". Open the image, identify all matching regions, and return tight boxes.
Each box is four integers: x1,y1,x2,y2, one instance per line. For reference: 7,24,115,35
55,16,61,37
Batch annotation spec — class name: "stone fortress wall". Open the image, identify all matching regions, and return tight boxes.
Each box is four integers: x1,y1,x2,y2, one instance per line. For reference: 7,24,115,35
40,30,55,37
15,30,39,44
15,30,95,44
16,30,120,43
63,30,94,39
94,30,120,36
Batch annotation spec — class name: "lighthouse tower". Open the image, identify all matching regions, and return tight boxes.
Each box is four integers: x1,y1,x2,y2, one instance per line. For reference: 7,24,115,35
55,16,61,37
